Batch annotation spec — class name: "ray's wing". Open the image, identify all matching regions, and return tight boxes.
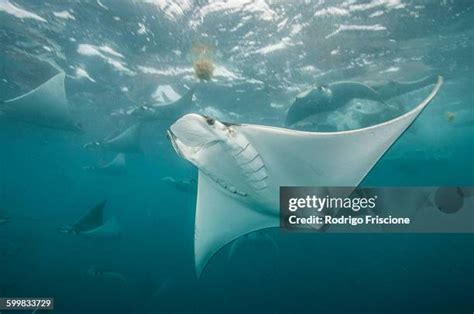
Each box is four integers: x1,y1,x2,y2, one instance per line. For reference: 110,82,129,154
330,81,387,105
2,72,76,129
195,172,275,276
156,85,196,120
193,76,443,277
173,85,195,109
104,123,142,153
241,76,443,187
103,153,126,168
81,217,121,238
73,200,107,232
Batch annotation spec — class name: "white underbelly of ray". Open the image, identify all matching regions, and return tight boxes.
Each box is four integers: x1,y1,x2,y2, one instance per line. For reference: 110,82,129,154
229,132,268,191
201,169,247,197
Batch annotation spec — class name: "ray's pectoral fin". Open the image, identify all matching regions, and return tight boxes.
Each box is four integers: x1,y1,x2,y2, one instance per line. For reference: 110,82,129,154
175,85,195,108
171,76,444,278
84,123,143,154
335,81,387,104
104,123,143,153
2,72,80,131
194,171,277,277
73,200,106,232
357,83,391,107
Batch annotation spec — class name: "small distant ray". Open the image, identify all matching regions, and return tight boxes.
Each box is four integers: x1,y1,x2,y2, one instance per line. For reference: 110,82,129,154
286,74,439,126
124,85,196,123
0,208,9,225
83,153,127,175
1,72,82,132
434,187,470,214
162,176,197,194
87,266,128,284
0,207,45,225
84,123,143,154
59,201,121,239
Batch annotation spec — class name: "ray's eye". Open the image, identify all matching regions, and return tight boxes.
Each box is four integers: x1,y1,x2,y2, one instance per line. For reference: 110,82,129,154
206,117,215,126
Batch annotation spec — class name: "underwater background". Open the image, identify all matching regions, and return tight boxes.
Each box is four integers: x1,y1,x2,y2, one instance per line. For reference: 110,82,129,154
0,0,473,313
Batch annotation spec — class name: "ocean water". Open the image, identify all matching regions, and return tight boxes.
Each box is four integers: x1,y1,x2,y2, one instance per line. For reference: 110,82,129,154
0,1,473,313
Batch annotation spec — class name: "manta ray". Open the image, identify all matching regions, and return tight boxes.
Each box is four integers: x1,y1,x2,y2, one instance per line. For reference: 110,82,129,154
126,86,195,122
0,72,82,132
162,176,197,193
433,187,474,214
87,267,128,284
0,208,9,226
84,123,142,153
83,153,127,174
167,76,443,276
59,201,120,238
0,208,43,225
286,75,438,126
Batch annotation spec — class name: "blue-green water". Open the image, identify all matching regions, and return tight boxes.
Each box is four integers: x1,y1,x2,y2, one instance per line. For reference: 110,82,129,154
0,1,473,313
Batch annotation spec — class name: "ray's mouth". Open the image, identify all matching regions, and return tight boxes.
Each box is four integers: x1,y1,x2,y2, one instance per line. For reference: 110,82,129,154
167,129,184,158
